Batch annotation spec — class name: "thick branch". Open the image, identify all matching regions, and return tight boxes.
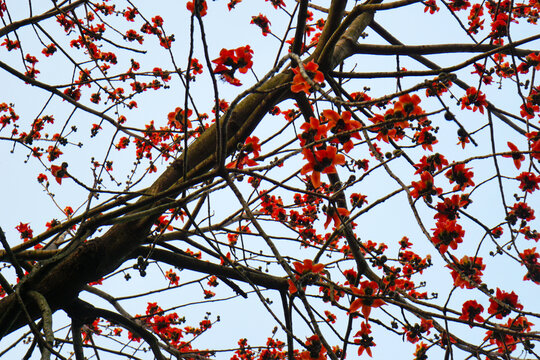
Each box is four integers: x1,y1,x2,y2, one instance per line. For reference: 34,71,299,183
130,247,288,291
0,0,88,38
352,42,537,56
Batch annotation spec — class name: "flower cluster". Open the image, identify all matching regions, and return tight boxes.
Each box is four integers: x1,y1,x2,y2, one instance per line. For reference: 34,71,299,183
212,45,253,86
291,61,324,94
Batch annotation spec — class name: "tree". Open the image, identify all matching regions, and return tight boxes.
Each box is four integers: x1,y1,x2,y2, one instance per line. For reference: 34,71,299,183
0,0,539,359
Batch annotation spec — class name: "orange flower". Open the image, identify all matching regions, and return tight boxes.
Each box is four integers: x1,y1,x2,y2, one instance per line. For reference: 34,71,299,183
502,142,525,169
186,0,207,16
323,206,350,229
50,163,69,184
354,322,375,357
398,93,423,116
167,107,192,130
301,146,345,188
461,87,487,114
349,281,385,320
410,171,442,201
323,109,361,152
293,259,325,274
288,259,325,293
299,116,328,147
431,219,464,253
300,335,327,360
291,61,324,94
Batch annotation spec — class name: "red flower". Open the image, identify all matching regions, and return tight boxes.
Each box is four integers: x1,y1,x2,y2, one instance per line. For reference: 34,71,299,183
41,44,57,57
369,108,409,143
491,226,503,238
423,0,439,13
165,269,179,286
461,87,487,114
520,102,539,120
226,136,261,169
37,173,48,183
266,0,286,9
414,126,438,151
435,194,467,221
227,0,242,10
212,45,253,86
293,259,325,275
516,172,540,193
414,153,448,174
186,0,207,16
301,146,345,188
502,142,525,169
398,93,423,116
484,328,516,354
124,7,138,21
343,268,358,285
413,342,428,360
323,109,361,152
354,322,375,357
488,288,523,319
459,300,484,327
526,131,540,160
288,259,325,293
167,107,192,130
291,61,324,94
15,222,33,240
298,116,328,147
431,219,464,253
507,202,535,223
410,171,442,201
190,58,203,75
445,163,475,191
447,255,484,288
349,281,385,320
50,163,69,184
520,248,540,284
350,193,368,208
300,335,326,360
448,0,470,11
323,207,350,229
251,14,271,36
403,318,433,343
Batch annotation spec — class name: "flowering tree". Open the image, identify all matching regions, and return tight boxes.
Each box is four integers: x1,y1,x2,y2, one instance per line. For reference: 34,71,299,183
0,0,539,359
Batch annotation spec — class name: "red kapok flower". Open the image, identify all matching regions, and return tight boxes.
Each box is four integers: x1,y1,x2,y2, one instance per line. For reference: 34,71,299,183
447,255,484,288
445,163,475,191
301,146,345,188
488,288,523,319
288,259,325,294
461,87,487,113
516,172,540,193
431,219,465,253
322,109,361,152
410,171,443,201
251,14,271,36
502,142,525,169
187,0,207,16
50,163,69,184
520,248,540,284
354,322,376,357
291,61,324,94
165,269,179,286
300,335,326,360
323,206,350,229
459,300,484,327
349,281,385,320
